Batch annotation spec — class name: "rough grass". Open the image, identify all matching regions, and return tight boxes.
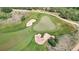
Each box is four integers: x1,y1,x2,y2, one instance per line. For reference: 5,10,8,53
0,12,11,20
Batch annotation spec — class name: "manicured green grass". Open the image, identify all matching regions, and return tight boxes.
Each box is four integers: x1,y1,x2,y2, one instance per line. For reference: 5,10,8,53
33,12,76,36
0,11,76,51
33,16,56,32
0,26,47,51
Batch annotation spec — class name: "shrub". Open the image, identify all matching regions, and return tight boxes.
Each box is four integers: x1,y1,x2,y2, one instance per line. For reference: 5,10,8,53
21,16,26,21
0,12,11,19
50,8,79,21
1,8,12,13
48,37,58,47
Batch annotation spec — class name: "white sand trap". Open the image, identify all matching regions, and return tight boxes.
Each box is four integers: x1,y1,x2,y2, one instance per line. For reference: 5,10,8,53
26,19,36,27
35,33,55,45
35,33,50,45
33,16,56,32
43,33,51,40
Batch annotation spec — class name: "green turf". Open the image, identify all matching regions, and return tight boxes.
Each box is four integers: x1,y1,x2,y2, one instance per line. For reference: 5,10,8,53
33,16,56,32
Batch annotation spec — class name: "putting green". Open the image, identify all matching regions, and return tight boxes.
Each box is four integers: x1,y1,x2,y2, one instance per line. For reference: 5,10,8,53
33,16,56,32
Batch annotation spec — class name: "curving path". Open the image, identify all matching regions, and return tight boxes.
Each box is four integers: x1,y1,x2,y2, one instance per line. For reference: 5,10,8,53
13,9,79,27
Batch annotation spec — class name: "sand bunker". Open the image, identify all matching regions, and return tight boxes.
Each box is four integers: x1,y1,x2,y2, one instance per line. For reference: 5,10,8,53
26,19,36,27
35,33,55,45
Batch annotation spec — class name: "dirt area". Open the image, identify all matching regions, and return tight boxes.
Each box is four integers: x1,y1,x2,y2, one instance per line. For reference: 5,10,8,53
0,10,28,25
48,34,77,51
48,22,79,51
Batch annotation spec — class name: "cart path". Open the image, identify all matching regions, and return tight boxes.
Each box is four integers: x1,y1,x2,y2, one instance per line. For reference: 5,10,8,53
13,9,79,27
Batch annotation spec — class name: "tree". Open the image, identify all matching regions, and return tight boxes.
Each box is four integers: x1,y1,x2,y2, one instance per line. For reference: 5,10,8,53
48,37,58,47
21,16,26,21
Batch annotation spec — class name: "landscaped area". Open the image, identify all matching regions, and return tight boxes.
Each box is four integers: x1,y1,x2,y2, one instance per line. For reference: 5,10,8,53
0,8,78,51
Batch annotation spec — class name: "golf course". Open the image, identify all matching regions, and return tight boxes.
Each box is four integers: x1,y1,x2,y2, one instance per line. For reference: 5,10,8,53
0,8,77,51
